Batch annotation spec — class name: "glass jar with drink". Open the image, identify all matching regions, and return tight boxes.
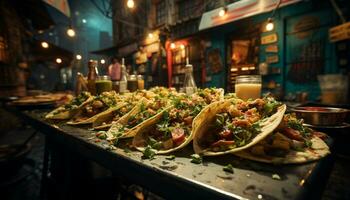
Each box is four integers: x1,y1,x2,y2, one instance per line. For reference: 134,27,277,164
95,75,112,94
127,74,138,92
235,75,262,101
137,75,144,90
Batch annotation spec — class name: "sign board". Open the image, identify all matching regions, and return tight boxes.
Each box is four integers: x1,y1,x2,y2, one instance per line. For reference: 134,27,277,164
329,22,350,42
199,0,302,31
261,33,278,45
265,44,278,52
266,55,279,63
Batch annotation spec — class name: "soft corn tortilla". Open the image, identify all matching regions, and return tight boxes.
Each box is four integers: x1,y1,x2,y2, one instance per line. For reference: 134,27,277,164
193,99,287,156
45,96,94,120
234,133,330,164
67,103,125,125
91,103,130,130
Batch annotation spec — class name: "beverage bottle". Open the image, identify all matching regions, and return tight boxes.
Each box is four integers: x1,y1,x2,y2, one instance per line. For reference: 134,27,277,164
182,63,197,95
87,60,98,95
119,58,128,93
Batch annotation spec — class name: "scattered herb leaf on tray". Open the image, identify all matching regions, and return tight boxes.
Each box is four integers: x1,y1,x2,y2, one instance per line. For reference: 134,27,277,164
223,164,234,173
165,155,176,160
142,146,156,160
190,154,202,164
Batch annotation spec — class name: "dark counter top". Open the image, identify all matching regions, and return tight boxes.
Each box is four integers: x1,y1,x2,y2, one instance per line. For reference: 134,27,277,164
10,107,334,200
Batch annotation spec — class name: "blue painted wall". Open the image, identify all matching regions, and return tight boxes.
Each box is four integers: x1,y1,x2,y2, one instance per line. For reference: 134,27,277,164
203,0,338,101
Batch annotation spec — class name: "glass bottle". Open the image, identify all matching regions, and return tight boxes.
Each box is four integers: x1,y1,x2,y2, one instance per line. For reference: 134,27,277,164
87,60,99,95
182,63,197,95
119,58,128,93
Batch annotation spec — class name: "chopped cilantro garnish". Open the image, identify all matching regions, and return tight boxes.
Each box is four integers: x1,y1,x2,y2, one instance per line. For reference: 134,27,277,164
288,119,311,138
263,99,281,117
123,148,131,153
140,102,146,112
165,155,176,160
223,164,234,173
96,131,107,139
113,138,119,146
272,174,281,180
304,139,312,148
142,146,156,160
148,137,162,150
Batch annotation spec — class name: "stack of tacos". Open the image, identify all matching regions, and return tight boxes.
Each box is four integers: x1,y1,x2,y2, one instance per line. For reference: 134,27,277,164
45,87,329,164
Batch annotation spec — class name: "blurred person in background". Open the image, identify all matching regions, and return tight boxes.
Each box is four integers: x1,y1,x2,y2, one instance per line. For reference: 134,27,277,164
108,56,121,81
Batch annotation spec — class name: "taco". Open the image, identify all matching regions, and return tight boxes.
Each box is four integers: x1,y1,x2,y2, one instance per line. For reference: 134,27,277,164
67,91,121,125
132,94,208,154
92,103,135,130
45,92,93,120
106,96,171,140
193,97,286,156
234,114,330,164
92,90,157,130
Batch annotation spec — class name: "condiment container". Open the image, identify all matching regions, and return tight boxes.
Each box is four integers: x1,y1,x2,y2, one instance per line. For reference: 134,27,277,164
291,107,350,126
137,75,144,90
127,74,138,92
95,75,112,94
87,60,98,95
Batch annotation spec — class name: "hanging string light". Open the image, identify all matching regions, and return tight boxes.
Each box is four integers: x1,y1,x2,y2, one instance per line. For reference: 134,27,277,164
127,0,135,9
41,42,49,48
265,18,274,31
67,26,76,37
76,54,82,60
264,0,281,31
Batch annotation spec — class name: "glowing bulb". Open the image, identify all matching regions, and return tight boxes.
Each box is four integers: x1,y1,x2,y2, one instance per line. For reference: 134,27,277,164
76,54,82,60
100,59,105,64
265,21,274,31
127,0,135,8
56,58,62,64
41,42,49,48
82,19,87,23
170,43,176,49
148,33,154,39
180,44,185,49
67,28,76,37
218,7,227,17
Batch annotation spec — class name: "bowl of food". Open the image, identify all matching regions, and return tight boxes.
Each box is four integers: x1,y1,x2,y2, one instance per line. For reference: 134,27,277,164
290,107,350,126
